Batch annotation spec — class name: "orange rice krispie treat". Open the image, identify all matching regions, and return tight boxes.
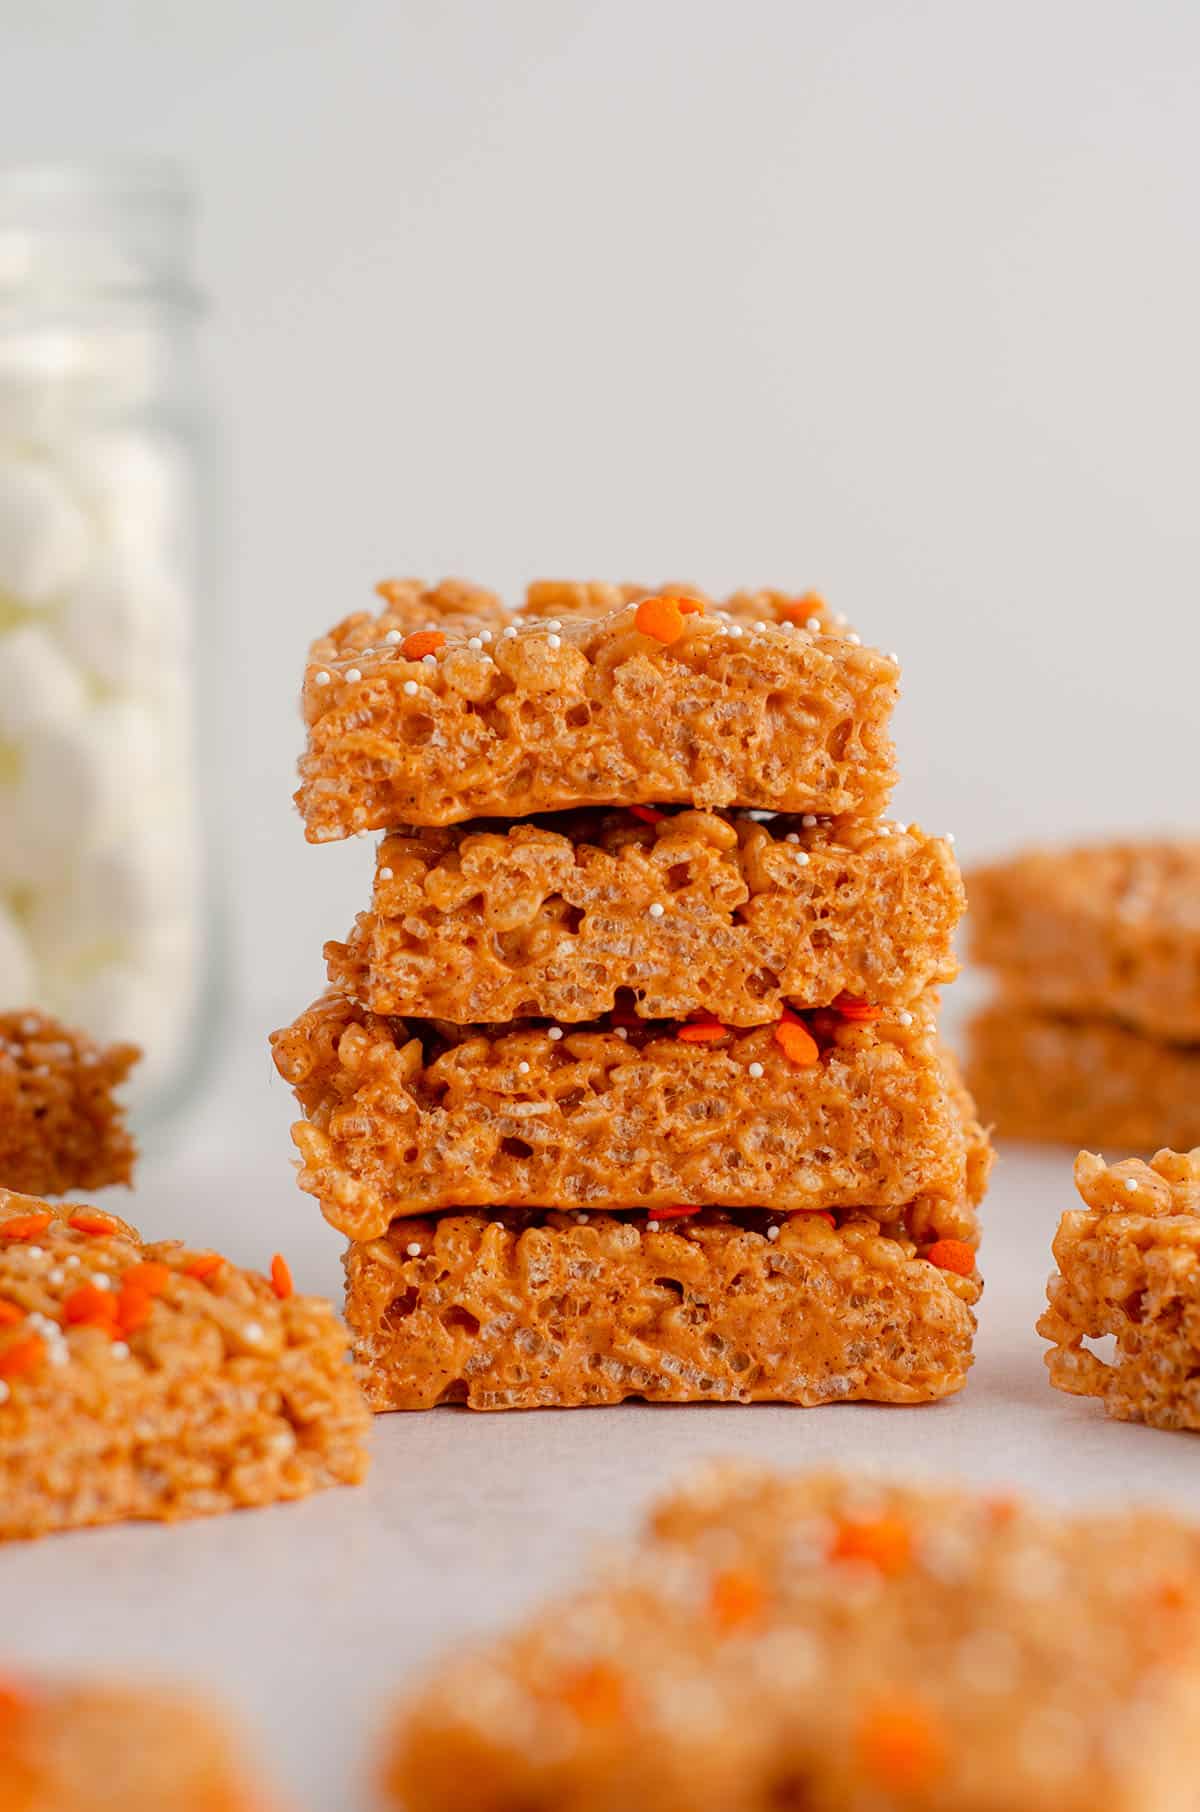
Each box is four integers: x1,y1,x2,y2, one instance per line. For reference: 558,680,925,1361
0,1011,138,1197
966,1001,1200,1150
326,811,963,1025
296,583,899,838
1039,1148,1200,1431
970,840,1200,1042
0,1191,370,1540
272,990,985,1240
346,1205,981,1411
0,1674,281,1810
385,1465,1200,1812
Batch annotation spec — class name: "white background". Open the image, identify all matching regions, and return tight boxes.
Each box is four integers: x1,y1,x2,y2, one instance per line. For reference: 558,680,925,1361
2,9,1199,1810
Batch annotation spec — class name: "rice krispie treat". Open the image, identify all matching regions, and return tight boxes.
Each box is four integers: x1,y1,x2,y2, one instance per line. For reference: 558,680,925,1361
966,1002,1200,1150
970,840,1200,1042
0,1674,280,1810
1039,1147,1200,1431
272,990,985,1240
346,1205,981,1411
0,1011,138,1197
0,1192,370,1540
296,583,899,838
384,1465,1200,1812
327,811,963,1025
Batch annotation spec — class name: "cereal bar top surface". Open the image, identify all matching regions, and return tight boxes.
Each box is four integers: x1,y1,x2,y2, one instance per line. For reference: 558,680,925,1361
387,1464,1200,1812
0,1011,139,1197
296,581,899,836
327,810,964,1024
0,1675,279,1810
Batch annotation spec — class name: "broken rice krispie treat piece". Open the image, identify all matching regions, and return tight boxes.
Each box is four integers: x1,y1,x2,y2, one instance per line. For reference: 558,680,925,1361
296,582,899,838
0,1191,369,1539
272,989,985,1239
345,1206,981,1412
970,840,1200,1042
0,1010,138,1197
966,1001,1200,1150
1039,1147,1200,1432
385,1465,1200,1812
327,811,963,1025
0,1673,282,1810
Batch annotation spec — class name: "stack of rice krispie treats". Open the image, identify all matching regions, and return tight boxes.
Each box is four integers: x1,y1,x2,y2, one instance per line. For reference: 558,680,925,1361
968,841,1200,1149
272,580,991,1410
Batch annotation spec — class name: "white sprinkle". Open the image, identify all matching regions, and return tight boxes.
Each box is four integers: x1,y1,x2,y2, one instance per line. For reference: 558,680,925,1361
512,616,526,627
80,1051,98,1067
378,866,394,881
90,1274,112,1291
65,1254,80,1269
897,1010,913,1027
646,1220,660,1233
780,619,795,632
402,679,418,696
422,653,438,667
479,628,493,642
405,1242,421,1258
47,1268,64,1285
945,832,956,844
47,1342,69,1367
748,1062,764,1078
21,1015,39,1035
548,1027,564,1041
314,670,331,686
726,624,744,638
517,1060,530,1075
877,824,891,836
1124,1178,1139,1193
547,634,562,650
767,1224,780,1241
575,1213,589,1224
846,633,861,646
345,667,363,683
784,832,800,844
887,650,900,663
467,636,483,650
243,1322,265,1345
648,902,666,919
424,622,438,631
24,1246,43,1260
615,1027,628,1040
110,1342,130,1361
833,611,848,626
28,1313,56,1334
795,850,810,865
502,625,517,638
546,619,562,631
807,616,823,632
801,814,818,828
385,629,402,644
753,619,767,631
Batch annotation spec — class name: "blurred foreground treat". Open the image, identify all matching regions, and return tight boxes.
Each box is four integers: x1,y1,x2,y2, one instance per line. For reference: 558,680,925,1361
968,840,1200,1147
0,1010,138,1196
384,1464,1200,1812
276,581,990,1409
1040,1147,1200,1431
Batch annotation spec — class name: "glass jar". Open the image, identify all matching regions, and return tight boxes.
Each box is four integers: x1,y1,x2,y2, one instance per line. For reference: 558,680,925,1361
0,161,225,1125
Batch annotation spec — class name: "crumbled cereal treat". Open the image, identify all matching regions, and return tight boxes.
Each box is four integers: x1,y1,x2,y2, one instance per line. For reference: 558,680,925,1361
296,583,898,838
0,1191,370,1539
1040,1148,1200,1431
0,1011,138,1196
384,1465,1200,1812
966,1002,1200,1150
0,1674,281,1810
969,840,1200,1042
271,990,987,1239
345,1206,981,1411
326,812,963,1025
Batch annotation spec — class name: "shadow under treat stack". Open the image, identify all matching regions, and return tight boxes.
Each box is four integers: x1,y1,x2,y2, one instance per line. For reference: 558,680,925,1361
272,580,991,1410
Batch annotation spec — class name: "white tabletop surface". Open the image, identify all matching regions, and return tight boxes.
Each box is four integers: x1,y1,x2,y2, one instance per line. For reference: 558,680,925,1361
3,1013,1198,1811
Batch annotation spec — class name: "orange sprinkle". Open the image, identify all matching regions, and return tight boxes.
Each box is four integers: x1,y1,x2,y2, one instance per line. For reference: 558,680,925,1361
629,805,666,824
183,1253,224,1281
374,579,406,605
925,1239,976,1277
67,1209,126,1238
0,1677,32,1728
773,1017,819,1067
123,1261,170,1297
0,1213,52,1241
270,1253,294,1300
634,595,687,644
857,1699,946,1793
0,1334,45,1381
655,1206,701,1220
665,593,704,615
0,1301,25,1327
557,1661,624,1727
677,1018,729,1044
776,591,826,626
983,1493,1020,1527
710,1567,767,1634
833,992,884,1024
831,1514,912,1577
62,1284,118,1328
400,630,446,661
806,1210,838,1230
116,1284,153,1336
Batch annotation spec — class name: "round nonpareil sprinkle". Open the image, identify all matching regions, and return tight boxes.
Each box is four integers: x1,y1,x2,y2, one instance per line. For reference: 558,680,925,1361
314,670,331,686
344,667,362,684
547,634,562,649
648,902,666,919
406,1242,421,1258
378,866,394,880
402,680,418,696
548,1026,564,1041
748,1061,764,1078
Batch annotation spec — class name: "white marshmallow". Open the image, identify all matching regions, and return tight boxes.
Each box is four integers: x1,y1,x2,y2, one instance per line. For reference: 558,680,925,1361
52,948,197,1094
59,430,187,564
59,551,187,690
27,827,198,961
0,900,35,1004
0,624,87,736
10,697,161,869
0,456,92,606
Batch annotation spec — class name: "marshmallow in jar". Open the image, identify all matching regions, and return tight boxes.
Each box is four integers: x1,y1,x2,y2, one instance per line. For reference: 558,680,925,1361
0,163,223,1115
